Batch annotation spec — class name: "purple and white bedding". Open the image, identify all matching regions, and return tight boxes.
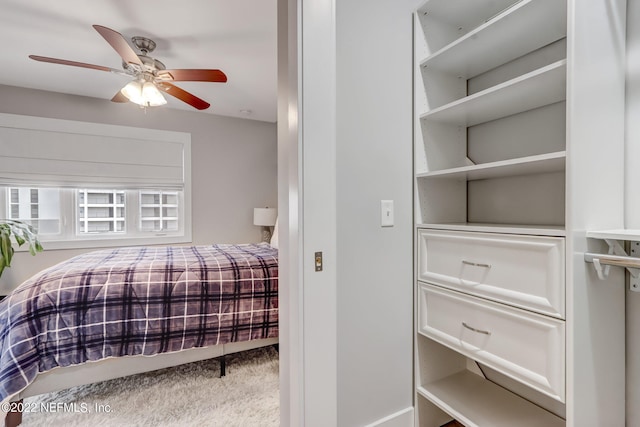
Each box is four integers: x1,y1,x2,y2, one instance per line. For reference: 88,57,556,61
0,243,278,403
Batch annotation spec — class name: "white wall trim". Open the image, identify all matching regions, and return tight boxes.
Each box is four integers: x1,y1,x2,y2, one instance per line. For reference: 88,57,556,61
364,407,415,427
277,0,304,426
300,0,338,424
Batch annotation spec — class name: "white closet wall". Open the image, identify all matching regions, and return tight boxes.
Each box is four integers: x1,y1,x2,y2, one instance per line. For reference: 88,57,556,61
625,0,640,425
413,1,626,425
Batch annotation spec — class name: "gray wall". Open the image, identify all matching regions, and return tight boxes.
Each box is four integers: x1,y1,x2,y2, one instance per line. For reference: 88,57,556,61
626,1,640,424
292,0,418,424
0,84,277,292
335,0,419,425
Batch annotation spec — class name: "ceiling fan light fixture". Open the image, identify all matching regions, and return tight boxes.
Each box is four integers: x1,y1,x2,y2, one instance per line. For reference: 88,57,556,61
141,81,167,106
120,80,142,101
120,80,167,107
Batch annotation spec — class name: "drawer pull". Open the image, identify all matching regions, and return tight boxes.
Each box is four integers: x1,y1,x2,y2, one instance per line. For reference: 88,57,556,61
462,260,492,268
462,322,491,335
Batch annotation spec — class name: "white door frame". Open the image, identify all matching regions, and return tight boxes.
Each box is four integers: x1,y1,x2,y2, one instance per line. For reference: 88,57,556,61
277,0,338,425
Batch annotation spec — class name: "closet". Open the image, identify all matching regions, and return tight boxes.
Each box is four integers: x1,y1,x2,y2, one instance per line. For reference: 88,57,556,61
413,0,626,425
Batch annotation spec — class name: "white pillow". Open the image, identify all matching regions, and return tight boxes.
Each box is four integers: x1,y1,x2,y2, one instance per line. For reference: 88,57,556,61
270,218,279,249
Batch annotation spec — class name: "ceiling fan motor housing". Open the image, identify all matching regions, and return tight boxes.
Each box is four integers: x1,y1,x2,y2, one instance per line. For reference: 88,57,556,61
121,36,166,75
123,54,166,74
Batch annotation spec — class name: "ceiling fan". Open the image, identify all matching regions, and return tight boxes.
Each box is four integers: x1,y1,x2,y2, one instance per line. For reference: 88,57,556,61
29,25,227,110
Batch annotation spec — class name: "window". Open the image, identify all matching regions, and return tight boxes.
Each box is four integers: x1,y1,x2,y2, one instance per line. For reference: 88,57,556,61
30,189,39,219
6,188,61,235
2,187,189,250
139,191,179,232
77,190,126,234
0,113,192,250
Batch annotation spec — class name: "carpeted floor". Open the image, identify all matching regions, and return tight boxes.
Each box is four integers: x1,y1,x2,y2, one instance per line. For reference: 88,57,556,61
21,346,280,427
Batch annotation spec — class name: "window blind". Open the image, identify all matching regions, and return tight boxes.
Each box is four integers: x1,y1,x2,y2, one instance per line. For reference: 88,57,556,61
0,113,190,190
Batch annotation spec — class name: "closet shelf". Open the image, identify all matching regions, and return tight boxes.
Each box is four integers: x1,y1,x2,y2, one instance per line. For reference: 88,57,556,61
586,229,640,291
420,60,566,127
416,151,565,181
417,0,515,34
586,229,640,241
417,371,564,427
419,0,566,78
416,223,566,237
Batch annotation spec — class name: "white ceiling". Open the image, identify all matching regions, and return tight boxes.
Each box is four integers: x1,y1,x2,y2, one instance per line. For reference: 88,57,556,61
0,0,278,122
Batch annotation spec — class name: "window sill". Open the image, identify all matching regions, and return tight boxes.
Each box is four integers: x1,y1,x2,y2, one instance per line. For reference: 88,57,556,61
17,233,193,252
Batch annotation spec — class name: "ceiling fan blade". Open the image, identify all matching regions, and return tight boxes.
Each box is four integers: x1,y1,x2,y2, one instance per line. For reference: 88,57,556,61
28,55,127,75
111,91,128,103
93,25,142,66
156,82,210,110
156,69,227,83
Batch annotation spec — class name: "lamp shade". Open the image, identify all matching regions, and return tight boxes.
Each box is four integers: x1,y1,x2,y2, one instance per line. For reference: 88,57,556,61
253,208,277,226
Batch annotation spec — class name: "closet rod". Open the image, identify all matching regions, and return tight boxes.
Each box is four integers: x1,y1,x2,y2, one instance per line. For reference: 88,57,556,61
584,252,640,269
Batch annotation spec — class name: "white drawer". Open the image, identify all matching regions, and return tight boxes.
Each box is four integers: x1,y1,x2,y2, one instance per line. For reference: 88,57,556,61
418,284,565,402
417,229,565,318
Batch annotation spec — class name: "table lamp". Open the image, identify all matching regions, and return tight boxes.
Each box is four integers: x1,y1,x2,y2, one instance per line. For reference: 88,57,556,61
253,207,277,242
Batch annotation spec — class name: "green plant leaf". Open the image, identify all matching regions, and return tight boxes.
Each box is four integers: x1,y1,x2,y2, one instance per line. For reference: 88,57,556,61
13,233,25,246
0,230,13,268
0,219,43,277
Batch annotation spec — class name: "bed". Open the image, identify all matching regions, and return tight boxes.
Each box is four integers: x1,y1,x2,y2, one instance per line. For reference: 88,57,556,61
0,242,278,426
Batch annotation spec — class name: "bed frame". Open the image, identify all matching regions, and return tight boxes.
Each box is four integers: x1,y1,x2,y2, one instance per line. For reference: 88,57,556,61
3,337,278,427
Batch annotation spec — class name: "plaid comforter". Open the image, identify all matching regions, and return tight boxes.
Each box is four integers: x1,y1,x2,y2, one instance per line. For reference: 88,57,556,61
0,243,278,403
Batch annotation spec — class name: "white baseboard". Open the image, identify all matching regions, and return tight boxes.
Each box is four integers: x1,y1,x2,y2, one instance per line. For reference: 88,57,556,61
365,407,414,427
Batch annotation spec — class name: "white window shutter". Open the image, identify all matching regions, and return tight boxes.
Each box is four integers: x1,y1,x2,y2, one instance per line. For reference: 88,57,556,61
0,113,190,190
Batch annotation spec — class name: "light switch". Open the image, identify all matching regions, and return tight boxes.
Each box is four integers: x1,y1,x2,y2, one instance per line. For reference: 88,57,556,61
381,200,394,227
